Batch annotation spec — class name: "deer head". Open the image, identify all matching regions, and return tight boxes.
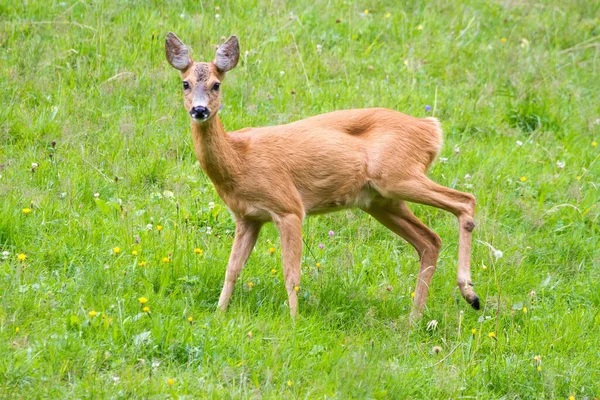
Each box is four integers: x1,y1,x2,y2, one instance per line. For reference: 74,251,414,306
165,32,239,122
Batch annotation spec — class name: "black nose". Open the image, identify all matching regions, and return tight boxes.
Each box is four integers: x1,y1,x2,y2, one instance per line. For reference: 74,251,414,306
190,106,210,119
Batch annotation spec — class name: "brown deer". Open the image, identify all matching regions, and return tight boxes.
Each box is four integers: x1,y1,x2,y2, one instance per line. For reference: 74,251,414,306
165,33,479,319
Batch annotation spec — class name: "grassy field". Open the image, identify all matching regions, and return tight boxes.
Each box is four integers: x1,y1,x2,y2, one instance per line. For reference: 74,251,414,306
1,0,599,398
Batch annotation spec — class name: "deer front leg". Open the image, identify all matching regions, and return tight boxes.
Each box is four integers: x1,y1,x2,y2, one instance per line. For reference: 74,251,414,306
217,219,263,312
274,213,303,317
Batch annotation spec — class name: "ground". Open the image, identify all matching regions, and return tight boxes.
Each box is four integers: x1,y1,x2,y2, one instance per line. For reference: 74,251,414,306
1,0,599,398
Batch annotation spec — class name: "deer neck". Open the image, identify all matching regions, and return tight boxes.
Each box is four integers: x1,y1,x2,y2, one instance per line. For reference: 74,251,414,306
191,114,240,187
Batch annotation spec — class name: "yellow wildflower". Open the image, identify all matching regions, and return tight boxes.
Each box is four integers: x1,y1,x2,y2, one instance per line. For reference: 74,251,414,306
576,176,581,181
520,176,527,182
488,332,496,338
592,141,597,147
417,25,423,30
15,327,20,333
471,328,477,335
187,316,193,323
247,331,253,339
22,208,32,215
89,310,97,317
138,297,148,304
132,250,138,256
537,365,542,372
157,225,163,231
568,396,574,400
167,378,174,386
501,38,506,43
294,286,299,293
287,380,293,387
364,9,369,14
269,247,276,254
410,291,416,298
271,269,277,275
193,248,203,255
385,12,391,18
143,306,150,313
316,262,321,268
522,307,527,313
113,247,121,254
161,257,170,263
17,253,27,261
138,261,147,267
247,282,254,289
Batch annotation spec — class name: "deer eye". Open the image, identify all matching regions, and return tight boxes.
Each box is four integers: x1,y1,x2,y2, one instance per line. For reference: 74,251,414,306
182,81,190,90
212,82,221,91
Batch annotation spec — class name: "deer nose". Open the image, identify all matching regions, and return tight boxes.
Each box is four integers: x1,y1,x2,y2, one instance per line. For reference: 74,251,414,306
190,106,210,120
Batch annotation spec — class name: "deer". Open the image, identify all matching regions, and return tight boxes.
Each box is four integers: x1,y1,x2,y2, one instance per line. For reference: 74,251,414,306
165,33,480,320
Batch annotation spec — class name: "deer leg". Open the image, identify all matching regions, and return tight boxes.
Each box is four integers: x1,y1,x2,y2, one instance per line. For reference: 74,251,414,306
364,200,442,320
377,176,479,309
274,213,303,317
217,219,263,312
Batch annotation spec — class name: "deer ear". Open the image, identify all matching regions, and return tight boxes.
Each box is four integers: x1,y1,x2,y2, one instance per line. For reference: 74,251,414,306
165,32,192,71
214,35,239,73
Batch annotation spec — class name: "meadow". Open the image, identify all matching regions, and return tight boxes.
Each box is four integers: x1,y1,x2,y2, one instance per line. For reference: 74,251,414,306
1,0,599,398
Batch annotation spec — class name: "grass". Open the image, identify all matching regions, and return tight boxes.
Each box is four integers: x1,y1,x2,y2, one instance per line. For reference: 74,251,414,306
1,0,599,397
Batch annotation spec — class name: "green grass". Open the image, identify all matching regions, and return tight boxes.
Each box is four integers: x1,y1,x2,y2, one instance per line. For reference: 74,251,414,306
1,0,599,397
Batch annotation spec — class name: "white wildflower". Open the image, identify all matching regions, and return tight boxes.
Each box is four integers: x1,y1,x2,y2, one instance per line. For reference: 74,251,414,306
494,249,503,259
516,140,523,146
316,44,322,54
206,226,212,234
556,161,565,169
438,157,448,164
2,251,9,260
464,174,472,180
208,202,215,209
215,13,220,20
93,193,100,199
146,223,153,231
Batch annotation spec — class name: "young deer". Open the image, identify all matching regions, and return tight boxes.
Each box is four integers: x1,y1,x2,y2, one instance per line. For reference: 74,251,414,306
165,33,480,319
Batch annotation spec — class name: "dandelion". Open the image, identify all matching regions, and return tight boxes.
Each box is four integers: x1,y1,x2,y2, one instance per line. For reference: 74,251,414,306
157,225,163,231
22,208,32,215
113,247,121,255
364,9,369,14
138,261,147,267
187,316,193,323
522,307,527,313
576,176,581,181
247,282,254,289
15,327,20,333
591,141,597,147
287,380,293,387
138,297,149,305
294,285,299,293
520,176,527,182
328,230,335,237
316,262,321,268
2,251,9,260
385,12,391,18
89,310,97,317
132,250,138,256
417,25,423,30
410,291,416,298
269,247,276,254
193,248,203,255
167,378,175,386
318,243,325,249
494,249,503,259
538,365,542,371
425,105,432,112
17,253,27,261
556,161,565,169
488,332,496,339
143,306,150,313
471,328,477,335
161,257,170,263
500,38,506,43
271,269,277,274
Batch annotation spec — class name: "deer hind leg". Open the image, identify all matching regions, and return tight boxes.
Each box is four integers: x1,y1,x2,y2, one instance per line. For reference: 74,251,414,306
363,200,442,320
376,175,480,310
218,219,263,312
273,213,303,318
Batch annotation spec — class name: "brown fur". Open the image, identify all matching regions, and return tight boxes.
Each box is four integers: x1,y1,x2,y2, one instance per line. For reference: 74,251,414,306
166,33,480,319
